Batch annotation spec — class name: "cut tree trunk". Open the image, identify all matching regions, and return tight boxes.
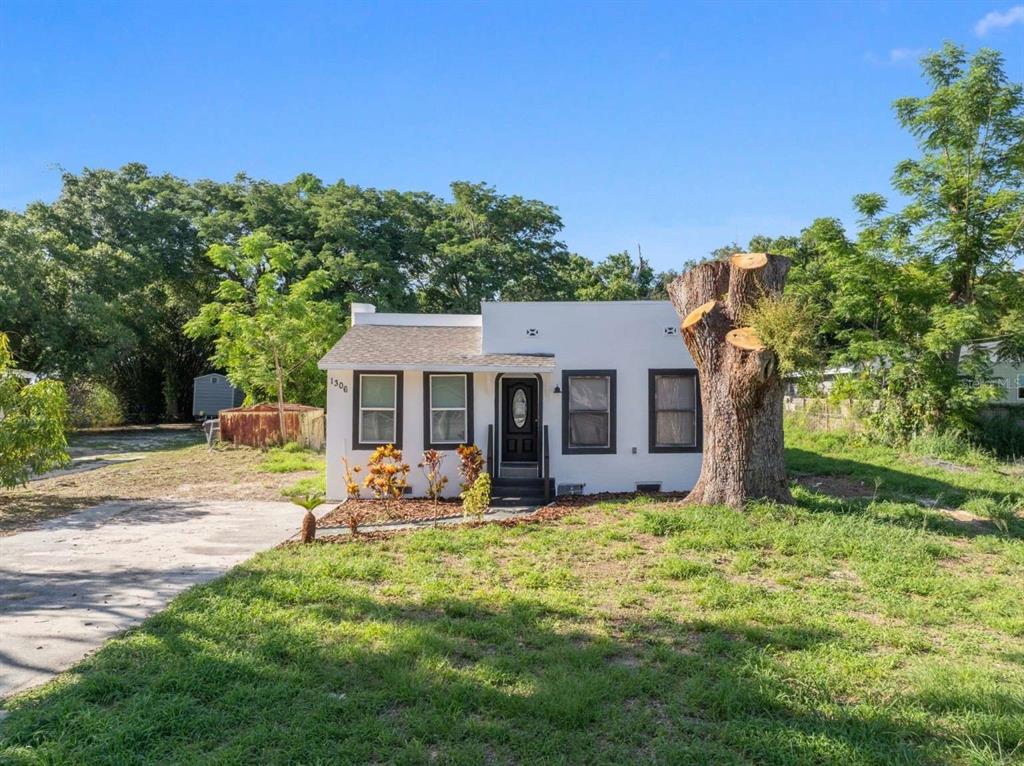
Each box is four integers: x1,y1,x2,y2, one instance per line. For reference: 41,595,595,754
667,252,793,508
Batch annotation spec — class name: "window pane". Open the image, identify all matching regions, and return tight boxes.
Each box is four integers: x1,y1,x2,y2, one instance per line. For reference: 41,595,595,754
569,377,608,412
656,411,695,447
361,410,395,443
361,375,395,408
569,412,608,447
431,375,466,408
431,410,466,443
656,375,694,410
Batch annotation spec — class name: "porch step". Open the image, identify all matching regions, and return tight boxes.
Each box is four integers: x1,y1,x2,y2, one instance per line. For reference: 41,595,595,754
498,462,540,479
491,477,554,508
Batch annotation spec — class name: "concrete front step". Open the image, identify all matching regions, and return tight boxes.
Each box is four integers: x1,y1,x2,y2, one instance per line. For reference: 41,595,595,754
490,497,548,509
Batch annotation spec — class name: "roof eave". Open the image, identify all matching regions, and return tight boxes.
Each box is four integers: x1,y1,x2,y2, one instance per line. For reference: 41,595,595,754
318,362,555,373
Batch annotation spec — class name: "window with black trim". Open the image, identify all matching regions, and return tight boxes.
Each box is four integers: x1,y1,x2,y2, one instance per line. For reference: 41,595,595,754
648,369,701,452
423,372,473,449
562,370,616,454
353,371,403,449
1018,373,1024,400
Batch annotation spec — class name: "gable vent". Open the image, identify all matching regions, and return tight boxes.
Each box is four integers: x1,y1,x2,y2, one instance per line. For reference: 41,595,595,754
526,328,539,337
664,326,679,336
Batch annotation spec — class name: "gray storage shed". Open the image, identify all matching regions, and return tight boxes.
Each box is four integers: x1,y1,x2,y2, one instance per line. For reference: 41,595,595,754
192,374,244,419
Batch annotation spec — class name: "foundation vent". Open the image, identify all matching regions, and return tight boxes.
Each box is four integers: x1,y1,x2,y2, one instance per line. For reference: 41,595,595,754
526,328,539,336
557,483,585,496
636,482,662,493
664,326,678,336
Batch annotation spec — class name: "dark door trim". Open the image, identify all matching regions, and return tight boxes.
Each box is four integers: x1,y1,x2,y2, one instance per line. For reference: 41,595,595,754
493,373,544,476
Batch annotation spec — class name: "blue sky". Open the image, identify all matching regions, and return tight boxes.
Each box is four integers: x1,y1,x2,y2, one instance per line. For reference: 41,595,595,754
1,1,1022,272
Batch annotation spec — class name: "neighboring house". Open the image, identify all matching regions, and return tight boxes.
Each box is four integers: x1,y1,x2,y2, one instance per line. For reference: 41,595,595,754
192,373,245,419
783,364,862,398
10,369,40,384
319,301,702,501
961,339,1024,404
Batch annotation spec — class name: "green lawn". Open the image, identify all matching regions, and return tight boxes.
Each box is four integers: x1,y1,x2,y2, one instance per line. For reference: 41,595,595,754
2,431,1022,765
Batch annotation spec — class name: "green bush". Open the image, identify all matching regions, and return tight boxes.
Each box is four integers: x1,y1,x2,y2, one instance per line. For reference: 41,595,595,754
461,471,491,520
67,380,122,428
971,411,1024,462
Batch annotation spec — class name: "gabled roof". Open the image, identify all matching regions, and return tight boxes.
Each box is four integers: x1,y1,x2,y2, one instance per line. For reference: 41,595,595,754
317,325,555,372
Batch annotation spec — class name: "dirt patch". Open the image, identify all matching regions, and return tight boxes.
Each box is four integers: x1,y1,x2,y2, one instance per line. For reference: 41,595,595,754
940,508,1000,532
1,445,319,535
916,457,979,474
794,474,877,499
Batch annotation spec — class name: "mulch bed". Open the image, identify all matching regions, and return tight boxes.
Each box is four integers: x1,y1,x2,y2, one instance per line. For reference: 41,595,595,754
316,498,466,528
297,491,692,547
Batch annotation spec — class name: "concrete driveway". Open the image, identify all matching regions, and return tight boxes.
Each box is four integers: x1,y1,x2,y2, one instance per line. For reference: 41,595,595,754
0,497,302,700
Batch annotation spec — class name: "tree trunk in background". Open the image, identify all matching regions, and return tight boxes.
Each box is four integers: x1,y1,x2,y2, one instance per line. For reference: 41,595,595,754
667,253,793,508
273,347,286,444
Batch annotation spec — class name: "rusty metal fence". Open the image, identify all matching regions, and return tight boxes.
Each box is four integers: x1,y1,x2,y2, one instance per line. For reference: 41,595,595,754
218,403,325,450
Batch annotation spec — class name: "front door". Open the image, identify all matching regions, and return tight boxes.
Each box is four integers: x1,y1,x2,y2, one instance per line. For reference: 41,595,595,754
502,378,539,463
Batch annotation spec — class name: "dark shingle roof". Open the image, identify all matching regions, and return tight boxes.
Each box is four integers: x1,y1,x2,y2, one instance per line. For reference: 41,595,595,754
318,325,555,371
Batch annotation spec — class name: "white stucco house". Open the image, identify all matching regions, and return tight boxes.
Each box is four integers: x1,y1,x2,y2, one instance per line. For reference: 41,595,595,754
318,301,703,504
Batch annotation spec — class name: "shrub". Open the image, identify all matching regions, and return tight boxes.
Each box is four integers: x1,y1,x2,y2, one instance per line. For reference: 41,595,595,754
971,411,1024,462
461,471,491,520
66,380,122,428
341,457,362,499
456,444,484,492
333,502,373,536
289,493,323,543
418,449,448,506
363,444,410,517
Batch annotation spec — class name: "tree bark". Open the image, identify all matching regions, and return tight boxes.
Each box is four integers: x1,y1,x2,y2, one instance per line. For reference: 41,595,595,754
273,346,286,445
667,253,793,508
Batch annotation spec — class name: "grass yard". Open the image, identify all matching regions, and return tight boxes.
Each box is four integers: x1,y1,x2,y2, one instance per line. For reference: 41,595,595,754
0,440,325,535
1,427,1022,765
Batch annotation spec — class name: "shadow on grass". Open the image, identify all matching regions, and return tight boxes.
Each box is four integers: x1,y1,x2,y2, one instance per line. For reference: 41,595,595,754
0,569,993,765
790,487,1024,541
786,447,1021,505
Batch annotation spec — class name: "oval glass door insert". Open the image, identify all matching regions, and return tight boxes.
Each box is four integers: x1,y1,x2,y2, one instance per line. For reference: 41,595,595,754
512,389,528,427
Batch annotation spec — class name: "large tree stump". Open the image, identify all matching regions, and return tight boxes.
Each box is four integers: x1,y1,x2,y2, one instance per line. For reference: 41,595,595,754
667,253,793,508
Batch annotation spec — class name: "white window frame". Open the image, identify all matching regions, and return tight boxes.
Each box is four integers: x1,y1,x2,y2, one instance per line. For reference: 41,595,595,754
358,373,398,445
429,373,468,445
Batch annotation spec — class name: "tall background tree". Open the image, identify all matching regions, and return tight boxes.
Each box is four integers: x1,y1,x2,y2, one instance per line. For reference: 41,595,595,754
1,170,667,422
184,233,343,419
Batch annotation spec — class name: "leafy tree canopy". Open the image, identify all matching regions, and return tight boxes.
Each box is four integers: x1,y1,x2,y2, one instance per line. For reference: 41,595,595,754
0,333,69,487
